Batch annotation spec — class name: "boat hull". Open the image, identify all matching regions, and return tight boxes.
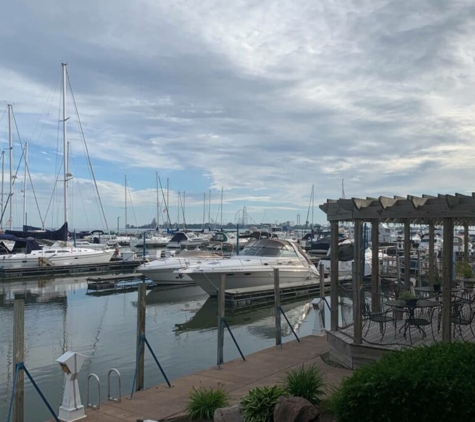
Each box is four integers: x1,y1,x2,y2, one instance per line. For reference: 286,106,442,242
0,249,114,269
183,267,319,296
140,268,194,285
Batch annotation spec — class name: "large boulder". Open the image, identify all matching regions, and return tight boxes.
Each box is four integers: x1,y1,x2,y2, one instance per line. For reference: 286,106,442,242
273,396,320,422
214,404,243,422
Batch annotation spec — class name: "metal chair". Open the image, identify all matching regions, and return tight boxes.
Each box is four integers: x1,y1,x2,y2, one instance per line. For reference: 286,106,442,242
452,298,475,340
362,302,396,341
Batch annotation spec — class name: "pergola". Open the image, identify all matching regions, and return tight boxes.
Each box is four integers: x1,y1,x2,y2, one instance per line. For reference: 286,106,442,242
319,193,475,359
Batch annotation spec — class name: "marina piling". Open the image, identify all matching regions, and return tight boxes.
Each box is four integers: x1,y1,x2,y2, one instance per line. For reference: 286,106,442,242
217,274,225,367
13,298,24,422
274,268,281,346
136,283,146,391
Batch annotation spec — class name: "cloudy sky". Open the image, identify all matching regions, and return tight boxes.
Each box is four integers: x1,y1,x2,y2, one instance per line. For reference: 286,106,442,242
0,0,474,231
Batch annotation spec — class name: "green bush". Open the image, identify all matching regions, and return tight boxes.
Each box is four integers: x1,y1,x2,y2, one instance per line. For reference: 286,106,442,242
282,364,324,405
186,384,230,420
328,342,475,422
240,385,287,422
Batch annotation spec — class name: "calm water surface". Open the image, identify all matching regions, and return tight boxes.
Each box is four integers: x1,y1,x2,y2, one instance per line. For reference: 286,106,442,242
0,276,316,421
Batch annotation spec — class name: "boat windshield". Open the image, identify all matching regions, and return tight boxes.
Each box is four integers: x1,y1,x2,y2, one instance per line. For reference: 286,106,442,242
240,239,298,258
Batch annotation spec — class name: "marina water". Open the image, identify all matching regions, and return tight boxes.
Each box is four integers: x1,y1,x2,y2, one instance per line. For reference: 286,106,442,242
0,276,316,421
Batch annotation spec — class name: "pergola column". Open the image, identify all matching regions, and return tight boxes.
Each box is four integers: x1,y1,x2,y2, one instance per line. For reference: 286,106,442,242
330,220,339,331
371,220,380,313
428,220,435,283
464,221,469,263
441,217,454,342
404,219,411,291
353,220,363,345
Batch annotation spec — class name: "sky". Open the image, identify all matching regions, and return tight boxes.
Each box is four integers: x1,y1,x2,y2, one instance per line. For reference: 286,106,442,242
0,0,474,231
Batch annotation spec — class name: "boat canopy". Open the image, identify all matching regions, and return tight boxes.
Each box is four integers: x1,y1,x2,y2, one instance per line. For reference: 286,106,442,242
241,239,299,257
5,222,69,241
0,234,43,254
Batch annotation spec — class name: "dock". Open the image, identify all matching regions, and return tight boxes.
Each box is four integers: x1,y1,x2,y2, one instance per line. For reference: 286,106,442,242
86,273,156,295
77,335,351,422
0,260,144,281
225,279,331,307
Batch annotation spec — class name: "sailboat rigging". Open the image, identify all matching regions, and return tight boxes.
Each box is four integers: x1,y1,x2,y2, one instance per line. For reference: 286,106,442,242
0,63,115,268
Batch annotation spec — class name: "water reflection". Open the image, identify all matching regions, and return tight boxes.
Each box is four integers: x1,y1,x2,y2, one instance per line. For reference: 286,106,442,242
175,297,313,339
0,278,315,422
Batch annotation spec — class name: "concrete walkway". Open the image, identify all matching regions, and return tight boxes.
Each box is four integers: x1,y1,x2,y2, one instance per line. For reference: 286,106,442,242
80,335,351,422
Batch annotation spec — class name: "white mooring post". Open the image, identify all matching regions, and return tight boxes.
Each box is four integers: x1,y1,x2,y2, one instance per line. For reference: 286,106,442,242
57,351,87,422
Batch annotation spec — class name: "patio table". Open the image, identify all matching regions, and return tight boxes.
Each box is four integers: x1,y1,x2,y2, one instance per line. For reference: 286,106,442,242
384,299,440,343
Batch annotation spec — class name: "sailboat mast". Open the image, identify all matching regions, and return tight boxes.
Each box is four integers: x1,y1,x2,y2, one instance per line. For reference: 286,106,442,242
311,184,314,226
23,142,28,226
202,193,206,228
8,104,13,230
208,189,211,229
167,178,169,229
1,150,4,230
125,175,128,234
220,187,223,227
156,171,159,231
62,63,69,229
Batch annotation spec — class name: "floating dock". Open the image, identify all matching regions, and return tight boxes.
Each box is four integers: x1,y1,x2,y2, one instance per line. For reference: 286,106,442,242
86,273,157,295
225,279,330,307
0,260,144,281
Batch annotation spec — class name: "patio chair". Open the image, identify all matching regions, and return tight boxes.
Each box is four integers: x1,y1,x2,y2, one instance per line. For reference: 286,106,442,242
403,300,432,345
452,301,475,340
362,302,396,341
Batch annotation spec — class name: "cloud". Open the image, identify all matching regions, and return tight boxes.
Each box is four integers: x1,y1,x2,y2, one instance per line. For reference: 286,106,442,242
1,0,475,228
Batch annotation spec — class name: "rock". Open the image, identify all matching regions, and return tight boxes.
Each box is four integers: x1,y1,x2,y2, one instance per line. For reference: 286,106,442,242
214,403,243,422
273,396,320,422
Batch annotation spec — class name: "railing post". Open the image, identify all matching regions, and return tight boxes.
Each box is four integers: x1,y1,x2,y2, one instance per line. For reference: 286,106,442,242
274,268,281,346
13,298,25,422
217,274,225,367
136,283,146,391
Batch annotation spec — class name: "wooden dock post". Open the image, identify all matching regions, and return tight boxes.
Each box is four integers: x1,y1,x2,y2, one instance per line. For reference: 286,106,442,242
274,268,281,346
217,274,225,367
13,298,25,422
136,283,146,391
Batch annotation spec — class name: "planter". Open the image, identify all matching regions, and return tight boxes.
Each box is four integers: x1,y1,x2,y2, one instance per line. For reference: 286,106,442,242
463,278,475,290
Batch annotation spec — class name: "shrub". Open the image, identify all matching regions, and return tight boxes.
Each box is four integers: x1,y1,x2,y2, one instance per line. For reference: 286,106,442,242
186,384,230,420
328,342,475,422
282,363,324,405
240,385,287,422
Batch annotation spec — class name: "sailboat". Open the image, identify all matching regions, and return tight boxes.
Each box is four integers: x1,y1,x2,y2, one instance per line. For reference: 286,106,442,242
0,64,114,269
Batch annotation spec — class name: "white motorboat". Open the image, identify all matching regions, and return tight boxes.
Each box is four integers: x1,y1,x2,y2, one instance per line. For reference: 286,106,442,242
137,249,223,285
319,241,387,278
177,238,319,296
166,231,208,249
130,232,171,248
